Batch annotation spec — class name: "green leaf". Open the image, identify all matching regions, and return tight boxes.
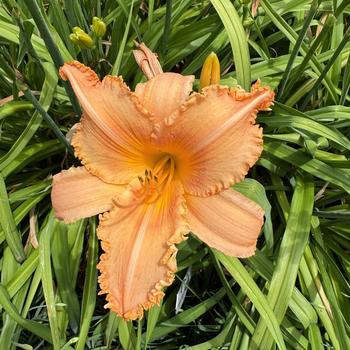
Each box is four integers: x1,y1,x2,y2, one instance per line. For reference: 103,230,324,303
263,142,350,194
260,114,350,150
251,175,314,349
0,173,26,262
214,252,287,350
0,62,58,174
210,0,251,90
39,213,62,349
149,287,227,342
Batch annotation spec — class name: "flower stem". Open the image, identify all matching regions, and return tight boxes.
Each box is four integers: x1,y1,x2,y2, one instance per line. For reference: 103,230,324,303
25,0,82,117
23,90,75,156
161,0,172,59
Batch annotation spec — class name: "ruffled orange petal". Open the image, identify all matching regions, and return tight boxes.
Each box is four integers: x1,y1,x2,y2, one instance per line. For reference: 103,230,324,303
51,167,124,223
97,181,188,320
186,189,264,257
60,61,155,184
135,72,194,122
154,82,274,196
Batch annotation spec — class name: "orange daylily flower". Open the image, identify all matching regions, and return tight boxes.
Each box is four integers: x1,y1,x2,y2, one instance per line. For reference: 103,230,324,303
51,60,274,320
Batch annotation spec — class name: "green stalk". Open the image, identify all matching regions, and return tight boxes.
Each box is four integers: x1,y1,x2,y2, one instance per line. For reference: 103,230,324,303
111,0,134,75
23,89,74,155
278,0,320,100
301,26,350,110
334,0,350,17
25,0,82,116
161,0,172,58
148,0,155,28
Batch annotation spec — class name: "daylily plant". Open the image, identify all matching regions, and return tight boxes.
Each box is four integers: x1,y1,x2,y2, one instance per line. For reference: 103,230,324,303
51,51,274,320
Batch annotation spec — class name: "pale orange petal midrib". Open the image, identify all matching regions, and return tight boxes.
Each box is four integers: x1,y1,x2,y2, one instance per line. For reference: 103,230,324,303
67,76,148,152
189,91,269,155
189,125,262,166
122,206,152,310
97,180,188,320
75,119,147,164
190,206,256,247
89,104,147,151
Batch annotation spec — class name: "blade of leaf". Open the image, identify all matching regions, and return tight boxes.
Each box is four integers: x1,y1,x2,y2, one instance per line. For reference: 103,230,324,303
214,252,287,350
210,0,251,90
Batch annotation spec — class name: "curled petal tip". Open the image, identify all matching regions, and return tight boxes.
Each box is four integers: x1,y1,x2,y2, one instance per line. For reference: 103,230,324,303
133,42,163,79
59,61,100,88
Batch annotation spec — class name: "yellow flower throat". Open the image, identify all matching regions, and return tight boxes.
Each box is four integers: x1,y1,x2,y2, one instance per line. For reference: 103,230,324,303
141,155,176,204
114,155,177,208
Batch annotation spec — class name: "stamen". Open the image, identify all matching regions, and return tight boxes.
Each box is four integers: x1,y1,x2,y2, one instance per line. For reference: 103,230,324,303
118,155,177,207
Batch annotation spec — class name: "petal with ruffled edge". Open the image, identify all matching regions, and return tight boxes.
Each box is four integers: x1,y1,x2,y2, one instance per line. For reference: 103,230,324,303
154,82,274,196
60,61,155,184
135,72,194,122
186,189,264,257
97,181,188,320
51,167,124,223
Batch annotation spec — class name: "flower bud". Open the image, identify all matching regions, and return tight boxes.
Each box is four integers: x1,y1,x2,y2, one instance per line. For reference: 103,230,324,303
91,17,106,37
199,52,220,90
70,27,94,48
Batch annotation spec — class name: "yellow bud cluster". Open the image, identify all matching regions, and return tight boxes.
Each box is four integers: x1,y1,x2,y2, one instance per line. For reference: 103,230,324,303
69,27,94,48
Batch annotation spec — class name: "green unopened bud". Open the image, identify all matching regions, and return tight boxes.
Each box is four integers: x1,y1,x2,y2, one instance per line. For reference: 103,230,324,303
257,6,265,16
91,17,106,37
69,33,79,45
199,52,220,90
70,27,94,48
243,18,255,28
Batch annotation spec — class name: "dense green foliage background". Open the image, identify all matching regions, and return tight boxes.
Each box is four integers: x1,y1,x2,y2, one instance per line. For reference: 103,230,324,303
0,0,350,349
